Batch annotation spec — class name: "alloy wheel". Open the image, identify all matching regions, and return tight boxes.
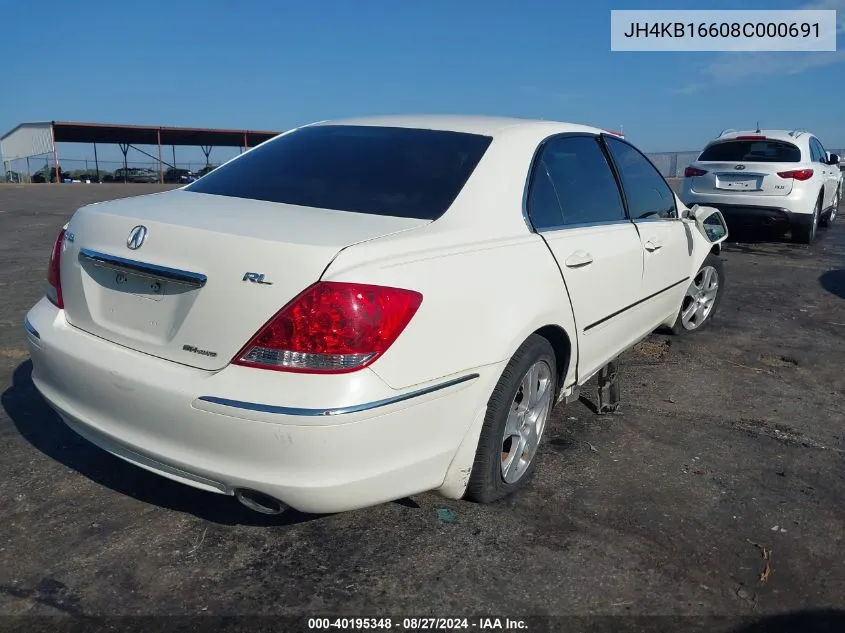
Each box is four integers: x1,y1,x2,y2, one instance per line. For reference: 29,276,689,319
681,265,719,331
500,360,553,484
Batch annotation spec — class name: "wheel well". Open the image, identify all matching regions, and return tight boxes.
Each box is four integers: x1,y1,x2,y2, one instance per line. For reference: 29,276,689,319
534,325,571,391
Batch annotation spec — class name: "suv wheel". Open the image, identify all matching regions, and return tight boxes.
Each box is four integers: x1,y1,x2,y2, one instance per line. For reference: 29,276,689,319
792,197,821,244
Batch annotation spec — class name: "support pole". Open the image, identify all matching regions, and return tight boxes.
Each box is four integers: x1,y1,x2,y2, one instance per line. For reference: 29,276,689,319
172,145,176,169
50,124,61,184
26,157,31,182
157,129,163,184
119,143,129,183
93,143,100,182
243,131,248,153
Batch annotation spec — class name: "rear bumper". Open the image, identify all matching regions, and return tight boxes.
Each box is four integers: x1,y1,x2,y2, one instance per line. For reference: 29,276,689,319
23,298,499,513
695,204,815,229
681,180,816,226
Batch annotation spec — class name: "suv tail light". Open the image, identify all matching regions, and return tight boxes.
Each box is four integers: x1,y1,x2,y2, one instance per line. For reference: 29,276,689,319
684,166,708,177
233,281,423,373
737,135,767,140
46,228,66,308
777,169,814,181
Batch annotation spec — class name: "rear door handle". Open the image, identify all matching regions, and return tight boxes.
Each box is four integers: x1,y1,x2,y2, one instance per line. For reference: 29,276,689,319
644,240,663,252
564,251,593,268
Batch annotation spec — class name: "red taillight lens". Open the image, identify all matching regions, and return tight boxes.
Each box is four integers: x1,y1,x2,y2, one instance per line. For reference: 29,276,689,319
46,228,66,308
737,135,766,140
777,169,813,181
684,166,708,177
233,281,423,373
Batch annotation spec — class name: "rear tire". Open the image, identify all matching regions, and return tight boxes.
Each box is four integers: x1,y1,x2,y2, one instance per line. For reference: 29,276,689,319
792,197,821,244
669,253,724,335
464,334,557,504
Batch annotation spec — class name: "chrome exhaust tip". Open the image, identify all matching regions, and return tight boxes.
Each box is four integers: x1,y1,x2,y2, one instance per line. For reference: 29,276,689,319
234,488,288,515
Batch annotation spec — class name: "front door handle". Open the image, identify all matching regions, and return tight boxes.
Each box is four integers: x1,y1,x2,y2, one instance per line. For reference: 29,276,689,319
564,251,593,268
644,240,663,252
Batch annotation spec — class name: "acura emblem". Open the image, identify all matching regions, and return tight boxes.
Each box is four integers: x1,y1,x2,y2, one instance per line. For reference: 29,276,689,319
734,165,746,170
127,225,148,250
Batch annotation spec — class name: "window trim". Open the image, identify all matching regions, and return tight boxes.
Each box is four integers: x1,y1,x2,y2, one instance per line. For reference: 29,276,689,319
600,133,679,221
521,132,630,233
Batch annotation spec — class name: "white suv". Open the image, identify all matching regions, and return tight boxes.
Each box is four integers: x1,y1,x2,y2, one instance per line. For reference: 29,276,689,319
681,130,842,244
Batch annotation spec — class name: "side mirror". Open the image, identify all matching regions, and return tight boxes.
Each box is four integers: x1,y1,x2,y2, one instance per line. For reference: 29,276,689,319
827,153,840,166
689,205,729,244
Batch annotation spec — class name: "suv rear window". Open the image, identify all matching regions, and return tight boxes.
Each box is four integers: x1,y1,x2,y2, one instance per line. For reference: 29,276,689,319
698,140,801,163
185,124,493,220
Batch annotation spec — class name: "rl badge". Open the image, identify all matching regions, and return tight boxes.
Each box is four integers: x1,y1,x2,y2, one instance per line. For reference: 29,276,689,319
243,272,273,285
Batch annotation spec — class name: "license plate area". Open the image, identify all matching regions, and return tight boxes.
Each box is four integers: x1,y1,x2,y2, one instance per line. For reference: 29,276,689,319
96,266,168,301
77,263,187,343
716,174,761,191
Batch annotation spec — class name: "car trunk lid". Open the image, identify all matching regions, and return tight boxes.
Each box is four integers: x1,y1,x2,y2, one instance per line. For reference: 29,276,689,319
688,161,796,196
60,189,428,371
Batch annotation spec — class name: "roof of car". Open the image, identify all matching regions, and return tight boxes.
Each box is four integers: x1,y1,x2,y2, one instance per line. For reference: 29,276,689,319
312,114,607,138
712,129,813,144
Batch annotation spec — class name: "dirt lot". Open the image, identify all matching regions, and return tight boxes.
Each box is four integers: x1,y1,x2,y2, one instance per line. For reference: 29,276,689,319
0,183,844,631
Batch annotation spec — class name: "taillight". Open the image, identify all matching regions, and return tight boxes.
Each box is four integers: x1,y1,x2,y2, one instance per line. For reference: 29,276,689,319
777,169,813,181
737,135,766,140
46,228,66,308
684,166,708,177
233,281,423,373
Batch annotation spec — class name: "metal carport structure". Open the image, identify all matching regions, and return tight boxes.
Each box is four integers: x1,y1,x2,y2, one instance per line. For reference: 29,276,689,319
0,121,281,183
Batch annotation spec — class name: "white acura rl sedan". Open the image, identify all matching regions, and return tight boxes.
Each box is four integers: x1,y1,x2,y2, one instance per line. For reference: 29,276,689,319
24,115,728,515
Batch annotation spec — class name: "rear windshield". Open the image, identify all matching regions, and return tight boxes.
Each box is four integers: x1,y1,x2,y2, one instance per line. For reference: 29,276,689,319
698,140,801,163
185,125,493,220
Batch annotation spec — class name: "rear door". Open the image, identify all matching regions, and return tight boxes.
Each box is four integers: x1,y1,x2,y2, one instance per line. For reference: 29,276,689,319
603,135,693,325
689,138,803,197
526,134,644,381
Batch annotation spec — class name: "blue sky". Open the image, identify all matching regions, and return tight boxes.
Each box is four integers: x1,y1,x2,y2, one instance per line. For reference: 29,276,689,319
1,0,843,170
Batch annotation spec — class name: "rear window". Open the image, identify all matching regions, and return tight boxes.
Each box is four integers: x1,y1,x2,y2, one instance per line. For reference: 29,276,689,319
185,125,493,220
698,140,801,163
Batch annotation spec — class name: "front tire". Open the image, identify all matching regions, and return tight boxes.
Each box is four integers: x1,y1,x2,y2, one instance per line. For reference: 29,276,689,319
670,253,724,335
464,334,557,504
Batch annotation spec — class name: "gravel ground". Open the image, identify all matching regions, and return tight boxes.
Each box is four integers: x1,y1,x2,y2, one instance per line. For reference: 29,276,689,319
0,183,843,632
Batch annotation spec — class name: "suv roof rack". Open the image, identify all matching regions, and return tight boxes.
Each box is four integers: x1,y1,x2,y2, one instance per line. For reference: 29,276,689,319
717,129,737,138
788,129,808,138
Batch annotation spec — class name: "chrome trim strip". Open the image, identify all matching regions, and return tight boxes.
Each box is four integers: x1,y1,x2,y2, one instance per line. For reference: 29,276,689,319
537,219,632,233
198,373,480,417
584,277,690,332
24,317,40,339
79,248,207,288
632,217,680,223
